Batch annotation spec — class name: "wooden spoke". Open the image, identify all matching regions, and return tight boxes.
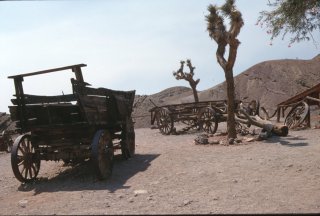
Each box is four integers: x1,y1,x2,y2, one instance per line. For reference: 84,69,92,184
285,101,309,129
156,108,173,135
198,107,218,134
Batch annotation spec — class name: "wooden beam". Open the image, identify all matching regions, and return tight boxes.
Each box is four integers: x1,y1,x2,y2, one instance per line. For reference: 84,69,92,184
278,83,320,106
11,94,76,105
8,64,87,79
306,96,320,103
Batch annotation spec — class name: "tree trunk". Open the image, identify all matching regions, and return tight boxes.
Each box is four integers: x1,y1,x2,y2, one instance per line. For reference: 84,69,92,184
236,109,289,136
224,69,237,139
191,84,199,103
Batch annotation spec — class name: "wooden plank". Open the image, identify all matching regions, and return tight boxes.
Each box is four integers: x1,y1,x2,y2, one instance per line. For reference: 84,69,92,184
79,95,107,109
83,111,108,125
157,100,227,109
33,130,93,146
13,77,27,132
8,64,87,79
31,121,89,131
77,85,134,98
306,96,320,103
9,104,83,125
72,81,135,119
278,83,320,106
157,101,227,114
73,84,135,104
11,94,76,105
77,95,110,125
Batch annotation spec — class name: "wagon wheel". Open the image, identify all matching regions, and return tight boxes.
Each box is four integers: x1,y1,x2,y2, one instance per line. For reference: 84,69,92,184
156,108,173,135
91,130,114,180
121,118,135,159
284,101,309,129
198,107,218,134
11,134,41,183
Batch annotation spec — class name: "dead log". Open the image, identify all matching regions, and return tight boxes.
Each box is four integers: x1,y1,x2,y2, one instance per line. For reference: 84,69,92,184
235,109,288,136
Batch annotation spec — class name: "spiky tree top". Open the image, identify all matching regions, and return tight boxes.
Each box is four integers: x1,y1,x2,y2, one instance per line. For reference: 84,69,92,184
206,0,244,71
173,59,200,85
173,59,200,102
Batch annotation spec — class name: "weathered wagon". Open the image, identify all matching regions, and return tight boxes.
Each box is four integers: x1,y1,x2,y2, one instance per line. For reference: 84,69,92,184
8,64,135,183
149,99,260,135
150,100,234,135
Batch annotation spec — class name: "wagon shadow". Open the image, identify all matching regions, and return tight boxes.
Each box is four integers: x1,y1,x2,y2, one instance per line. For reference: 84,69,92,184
18,153,159,195
264,135,309,147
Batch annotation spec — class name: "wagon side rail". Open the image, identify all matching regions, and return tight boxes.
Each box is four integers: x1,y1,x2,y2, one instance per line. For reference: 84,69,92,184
10,94,76,106
9,93,82,133
8,64,87,133
72,79,135,126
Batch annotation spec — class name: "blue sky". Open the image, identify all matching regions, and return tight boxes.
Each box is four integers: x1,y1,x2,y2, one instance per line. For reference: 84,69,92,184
0,0,319,112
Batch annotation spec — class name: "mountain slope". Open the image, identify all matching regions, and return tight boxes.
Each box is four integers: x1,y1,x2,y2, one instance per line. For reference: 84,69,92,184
182,55,320,112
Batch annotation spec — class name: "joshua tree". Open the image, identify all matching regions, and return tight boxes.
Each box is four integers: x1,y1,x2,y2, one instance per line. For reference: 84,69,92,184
206,0,244,139
173,59,200,102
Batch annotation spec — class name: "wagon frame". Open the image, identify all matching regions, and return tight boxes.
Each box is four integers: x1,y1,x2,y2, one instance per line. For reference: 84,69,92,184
149,99,259,135
8,64,135,183
150,100,231,135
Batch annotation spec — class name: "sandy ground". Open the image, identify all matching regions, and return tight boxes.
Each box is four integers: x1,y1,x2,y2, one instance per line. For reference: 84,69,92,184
0,124,320,215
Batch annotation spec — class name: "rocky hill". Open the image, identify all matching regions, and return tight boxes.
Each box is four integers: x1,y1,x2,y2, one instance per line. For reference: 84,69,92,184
198,55,320,111
133,55,320,128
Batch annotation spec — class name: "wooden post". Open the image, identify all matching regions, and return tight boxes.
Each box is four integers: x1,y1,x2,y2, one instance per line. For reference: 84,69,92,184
14,76,27,132
72,66,84,83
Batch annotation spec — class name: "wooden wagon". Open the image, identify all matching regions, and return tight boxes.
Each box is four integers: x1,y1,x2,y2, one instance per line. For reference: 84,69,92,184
149,100,234,135
8,64,135,183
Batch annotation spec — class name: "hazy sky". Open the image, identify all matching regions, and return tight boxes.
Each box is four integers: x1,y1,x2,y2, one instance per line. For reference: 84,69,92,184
0,0,319,112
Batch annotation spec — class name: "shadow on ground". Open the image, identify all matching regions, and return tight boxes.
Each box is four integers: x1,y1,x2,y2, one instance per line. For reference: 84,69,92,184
18,153,159,195
265,134,309,147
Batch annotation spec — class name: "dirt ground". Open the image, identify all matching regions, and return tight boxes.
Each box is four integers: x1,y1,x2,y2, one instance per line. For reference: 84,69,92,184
0,124,320,215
